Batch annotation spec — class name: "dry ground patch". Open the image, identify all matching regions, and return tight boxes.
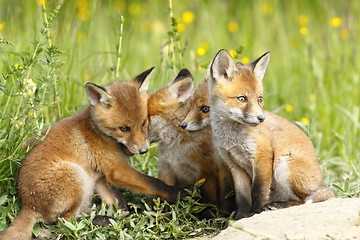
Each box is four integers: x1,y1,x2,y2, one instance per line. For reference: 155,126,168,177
193,198,360,240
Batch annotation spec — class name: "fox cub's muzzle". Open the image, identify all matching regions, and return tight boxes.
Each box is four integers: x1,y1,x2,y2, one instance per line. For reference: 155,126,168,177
242,114,266,126
257,115,266,123
139,147,148,154
179,122,187,129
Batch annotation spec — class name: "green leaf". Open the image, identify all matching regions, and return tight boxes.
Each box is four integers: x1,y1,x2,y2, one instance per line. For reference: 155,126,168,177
0,195,8,206
63,220,77,231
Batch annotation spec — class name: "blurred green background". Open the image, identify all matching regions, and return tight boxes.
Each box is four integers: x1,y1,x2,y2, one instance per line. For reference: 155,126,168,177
0,0,359,237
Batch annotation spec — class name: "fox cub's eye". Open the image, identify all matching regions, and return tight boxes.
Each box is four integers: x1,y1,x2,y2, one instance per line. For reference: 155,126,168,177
237,96,247,102
258,96,263,103
200,105,210,113
119,126,130,133
142,119,147,127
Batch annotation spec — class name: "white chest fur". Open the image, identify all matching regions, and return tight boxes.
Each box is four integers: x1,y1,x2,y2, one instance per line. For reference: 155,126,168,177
150,116,201,185
159,139,200,184
211,110,256,179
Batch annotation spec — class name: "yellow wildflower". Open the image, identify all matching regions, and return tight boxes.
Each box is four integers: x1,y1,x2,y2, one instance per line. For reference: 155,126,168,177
299,27,308,36
227,21,239,33
0,22,5,31
83,74,89,82
285,104,293,113
182,11,195,24
260,2,274,15
76,9,90,21
229,49,237,58
36,0,47,7
330,17,342,28
197,47,206,56
76,0,91,22
340,28,349,39
76,0,89,11
128,3,141,16
14,63,19,68
298,15,309,26
300,117,309,125
197,42,210,56
241,57,250,64
177,23,186,33
197,178,206,184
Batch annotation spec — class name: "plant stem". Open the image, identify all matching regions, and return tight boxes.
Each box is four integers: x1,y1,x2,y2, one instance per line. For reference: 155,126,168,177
168,0,176,74
42,3,52,47
115,15,124,79
41,3,61,117
25,41,41,80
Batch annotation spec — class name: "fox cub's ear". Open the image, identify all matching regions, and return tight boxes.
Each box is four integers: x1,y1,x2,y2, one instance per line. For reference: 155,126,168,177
85,83,113,107
133,67,155,93
247,52,270,82
168,68,194,103
210,49,237,82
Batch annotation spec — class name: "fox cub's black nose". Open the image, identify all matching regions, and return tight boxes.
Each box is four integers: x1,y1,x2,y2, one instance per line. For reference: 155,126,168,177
257,115,266,123
139,148,148,154
180,122,187,129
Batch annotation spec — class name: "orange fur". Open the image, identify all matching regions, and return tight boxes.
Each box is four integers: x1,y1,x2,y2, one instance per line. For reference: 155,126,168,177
148,69,235,216
181,78,211,131
209,50,334,219
0,68,182,240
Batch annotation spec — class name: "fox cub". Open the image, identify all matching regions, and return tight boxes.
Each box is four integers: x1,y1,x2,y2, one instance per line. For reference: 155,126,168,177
180,77,211,132
180,62,244,132
208,50,334,219
0,68,183,240
148,69,235,216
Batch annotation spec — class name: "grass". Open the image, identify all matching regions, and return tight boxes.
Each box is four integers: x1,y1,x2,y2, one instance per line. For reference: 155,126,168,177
0,0,359,239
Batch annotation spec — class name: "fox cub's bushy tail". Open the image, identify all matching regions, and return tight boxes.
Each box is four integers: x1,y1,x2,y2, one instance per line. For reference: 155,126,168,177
0,208,40,240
